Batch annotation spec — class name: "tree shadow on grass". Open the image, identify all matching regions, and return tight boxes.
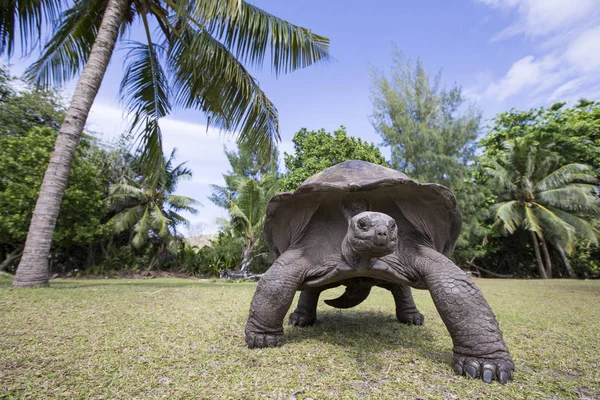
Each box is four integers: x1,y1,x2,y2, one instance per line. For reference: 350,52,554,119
286,309,453,372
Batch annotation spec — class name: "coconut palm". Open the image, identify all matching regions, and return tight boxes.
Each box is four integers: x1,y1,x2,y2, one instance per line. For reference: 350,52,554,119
212,173,277,273
486,137,599,278
3,0,330,286
108,149,199,269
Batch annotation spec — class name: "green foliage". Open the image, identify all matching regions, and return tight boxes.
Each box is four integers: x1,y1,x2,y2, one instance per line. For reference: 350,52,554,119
279,126,388,192
481,136,599,277
369,49,483,264
370,49,481,189
195,232,243,276
0,67,65,137
108,149,200,269
0,127,110,251
480,100,600,178
210,142,278,209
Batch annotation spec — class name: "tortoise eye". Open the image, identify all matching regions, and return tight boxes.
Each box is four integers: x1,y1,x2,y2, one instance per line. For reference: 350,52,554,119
389,221,397,230
357,219,368,230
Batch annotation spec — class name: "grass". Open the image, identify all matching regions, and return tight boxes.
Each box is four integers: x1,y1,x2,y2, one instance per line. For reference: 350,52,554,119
1,277,599,399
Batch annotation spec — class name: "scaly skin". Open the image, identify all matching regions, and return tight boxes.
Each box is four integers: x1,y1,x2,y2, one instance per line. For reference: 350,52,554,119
410,246,513,383
379,282,425,325
246,213,514,384
289,288,321,327
245,249,306,348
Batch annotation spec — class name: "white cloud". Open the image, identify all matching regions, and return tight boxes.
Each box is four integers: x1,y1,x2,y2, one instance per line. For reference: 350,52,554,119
483,55,562,101
477,0,599,39
471,1,600,105
565,26,600,72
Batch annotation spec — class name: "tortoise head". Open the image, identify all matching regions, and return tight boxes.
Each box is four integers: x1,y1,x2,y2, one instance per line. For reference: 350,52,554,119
342,211,398,270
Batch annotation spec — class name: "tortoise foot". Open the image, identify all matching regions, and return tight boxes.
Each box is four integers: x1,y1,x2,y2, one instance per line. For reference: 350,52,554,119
245,331,284,349
453,352,514,384
396,310,425,326
289,311,316,327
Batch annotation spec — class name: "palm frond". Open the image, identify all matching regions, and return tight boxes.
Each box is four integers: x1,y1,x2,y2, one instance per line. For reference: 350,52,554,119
120,32,171,175
548,206,599,245
203,1,331,76
168,24,279,156
151,203,171,239
491,200,523,234
536,163,596,192
0,0,63,56
132,208,151,248
166,194,200,214
110,206,142,233
537,188,600,213
524,205,542,236
23,0,103,86
534,204,575,254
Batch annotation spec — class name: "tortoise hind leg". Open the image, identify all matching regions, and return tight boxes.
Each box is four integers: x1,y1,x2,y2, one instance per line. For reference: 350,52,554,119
289,288,321,327
378,282,424,325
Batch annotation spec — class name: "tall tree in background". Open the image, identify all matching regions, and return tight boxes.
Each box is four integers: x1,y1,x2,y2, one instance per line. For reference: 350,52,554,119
485,137,599,278
108,150,199,270
370,48,480,188
279,127,388,192
2,0,330,287
210,143,278,274
210,142,279,209
370,48,483,264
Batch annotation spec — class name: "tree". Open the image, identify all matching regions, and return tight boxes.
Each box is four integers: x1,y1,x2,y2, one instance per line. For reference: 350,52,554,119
0,127,109,271
370,49,480,189
214,174,277,274
209,142,278,209
108,149,199,269
0,66,65,137
3,0,330,286
484,137,599,278
369,48,483,265
279,126,388,192
480,100,600,179
480,101,600,277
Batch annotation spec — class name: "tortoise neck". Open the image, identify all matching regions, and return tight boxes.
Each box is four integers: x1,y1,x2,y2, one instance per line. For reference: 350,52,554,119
341,237,375,271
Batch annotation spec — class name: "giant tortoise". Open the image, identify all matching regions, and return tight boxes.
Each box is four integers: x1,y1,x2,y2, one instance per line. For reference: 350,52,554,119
245,160,513,384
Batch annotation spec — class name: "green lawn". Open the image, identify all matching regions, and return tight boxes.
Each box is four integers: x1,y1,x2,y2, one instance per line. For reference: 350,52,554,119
1,277,599,399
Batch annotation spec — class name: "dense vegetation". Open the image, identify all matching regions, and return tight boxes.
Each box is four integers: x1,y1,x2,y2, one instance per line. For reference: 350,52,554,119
1,52,598,279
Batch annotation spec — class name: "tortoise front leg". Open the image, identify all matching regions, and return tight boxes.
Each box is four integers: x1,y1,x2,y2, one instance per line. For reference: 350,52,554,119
412,246,514,384
289,288,321,327
245,249,307,348
378,282,424,325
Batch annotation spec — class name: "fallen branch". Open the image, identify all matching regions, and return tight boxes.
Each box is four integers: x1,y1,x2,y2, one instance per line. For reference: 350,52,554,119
0,247,24,272
467,261,514,279
219,269,263,281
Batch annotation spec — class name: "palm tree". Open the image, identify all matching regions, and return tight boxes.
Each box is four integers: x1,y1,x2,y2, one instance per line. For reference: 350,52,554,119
212,174,277,273
485,137,599,278
108,149,199,269
3,0,330,287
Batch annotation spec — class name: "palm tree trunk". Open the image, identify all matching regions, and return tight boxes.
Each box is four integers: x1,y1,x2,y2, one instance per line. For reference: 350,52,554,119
239,242,254,273
557,246,575,278
539,236,553,279
530,231,548,279
12,0,128,287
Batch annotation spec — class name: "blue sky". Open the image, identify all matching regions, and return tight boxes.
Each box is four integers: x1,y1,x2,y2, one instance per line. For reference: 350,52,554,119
4,0,600,234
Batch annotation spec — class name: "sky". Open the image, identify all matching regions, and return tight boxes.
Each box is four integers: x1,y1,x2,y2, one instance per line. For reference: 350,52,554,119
4,0,600,235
